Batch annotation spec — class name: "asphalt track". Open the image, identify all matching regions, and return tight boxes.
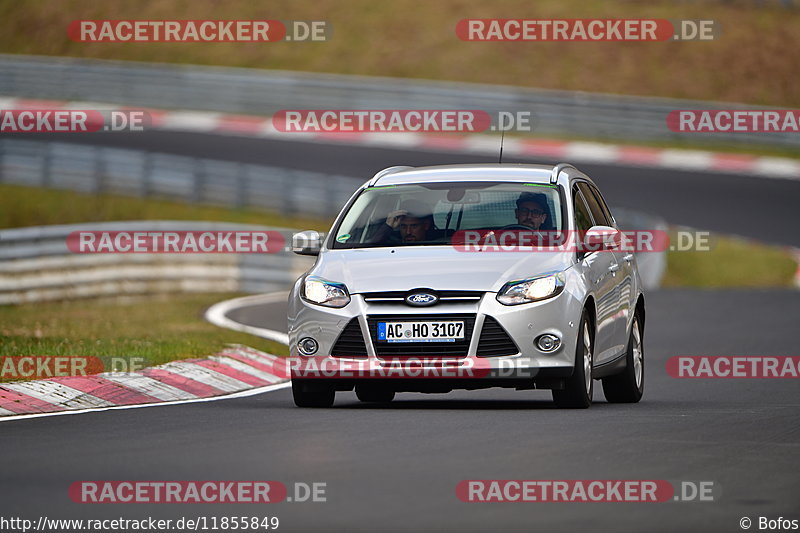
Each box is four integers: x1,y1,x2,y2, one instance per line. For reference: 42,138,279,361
2,133,799,532
2,289,799,532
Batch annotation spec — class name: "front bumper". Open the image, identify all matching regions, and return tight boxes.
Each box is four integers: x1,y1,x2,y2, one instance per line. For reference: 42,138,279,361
288,290,581,390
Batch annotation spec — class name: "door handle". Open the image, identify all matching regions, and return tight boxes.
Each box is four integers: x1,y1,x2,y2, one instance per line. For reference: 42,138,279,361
623,254,634,263
608,264,620,273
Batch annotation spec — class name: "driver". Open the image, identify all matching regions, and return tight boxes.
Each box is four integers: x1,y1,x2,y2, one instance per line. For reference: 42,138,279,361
514,192,549,230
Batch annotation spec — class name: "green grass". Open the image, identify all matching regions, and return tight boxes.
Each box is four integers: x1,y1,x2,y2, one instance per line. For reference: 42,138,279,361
0,183,330,230
0,293,289,382
663,232,797,288
1,0,798,107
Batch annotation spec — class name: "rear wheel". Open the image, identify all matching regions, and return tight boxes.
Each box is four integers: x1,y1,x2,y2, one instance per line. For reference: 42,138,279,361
602,315,644,403
355,384,395,403
552,311,593,409
292,379,335,408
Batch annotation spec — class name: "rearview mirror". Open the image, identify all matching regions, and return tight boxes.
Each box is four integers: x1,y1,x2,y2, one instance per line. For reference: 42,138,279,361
583,225,621,252
444,191,481,204
293,230,323,256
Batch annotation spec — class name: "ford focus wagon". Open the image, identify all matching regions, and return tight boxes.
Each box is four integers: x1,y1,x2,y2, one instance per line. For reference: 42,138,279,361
288,163,645,408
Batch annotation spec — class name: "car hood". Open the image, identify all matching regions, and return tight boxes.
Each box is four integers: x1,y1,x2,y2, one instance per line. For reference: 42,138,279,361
310,247,574,293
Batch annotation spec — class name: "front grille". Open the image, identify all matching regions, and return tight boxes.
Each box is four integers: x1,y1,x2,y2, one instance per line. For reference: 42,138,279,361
330,318,368,358
476,316,519,357
362,291,483,305
367,314,476,358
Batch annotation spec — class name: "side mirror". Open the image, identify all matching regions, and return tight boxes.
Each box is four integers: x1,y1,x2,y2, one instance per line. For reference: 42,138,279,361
583,225,621,252
292,230,323,256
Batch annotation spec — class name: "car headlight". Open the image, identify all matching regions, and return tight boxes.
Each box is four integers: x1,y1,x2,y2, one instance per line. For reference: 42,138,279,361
301,276,351,308
496,271,566,305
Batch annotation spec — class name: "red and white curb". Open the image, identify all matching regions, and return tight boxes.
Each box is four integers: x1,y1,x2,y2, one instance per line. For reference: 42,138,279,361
1,97,798,180
0,345,289,421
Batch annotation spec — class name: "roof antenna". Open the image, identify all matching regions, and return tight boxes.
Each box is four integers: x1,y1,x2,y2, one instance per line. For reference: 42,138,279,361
498,129,506,164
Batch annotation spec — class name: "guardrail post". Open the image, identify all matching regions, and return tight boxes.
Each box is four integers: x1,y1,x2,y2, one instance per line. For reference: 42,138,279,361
235,163,247,208
42,142,52,188
282,170,296,217
140,152,152,197
93,146,106,194
193,158,205,203
325,175,337,219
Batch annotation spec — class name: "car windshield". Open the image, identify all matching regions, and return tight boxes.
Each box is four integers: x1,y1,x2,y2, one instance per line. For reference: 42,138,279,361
331,181,564,248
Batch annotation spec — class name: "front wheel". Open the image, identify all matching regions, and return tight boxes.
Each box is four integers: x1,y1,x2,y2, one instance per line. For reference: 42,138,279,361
292,379,335,408
552,311,593,409
602,315,644,403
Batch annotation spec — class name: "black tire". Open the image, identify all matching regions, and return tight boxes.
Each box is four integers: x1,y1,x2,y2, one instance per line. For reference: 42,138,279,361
602,314,644,403
552,311,593,409
355,384,395,403
292,379,335,408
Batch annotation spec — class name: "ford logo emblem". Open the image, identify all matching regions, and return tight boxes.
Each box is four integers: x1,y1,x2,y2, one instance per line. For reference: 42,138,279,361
405,292,438,306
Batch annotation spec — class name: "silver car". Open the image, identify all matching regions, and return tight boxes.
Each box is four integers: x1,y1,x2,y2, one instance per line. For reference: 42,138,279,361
288,163,645,408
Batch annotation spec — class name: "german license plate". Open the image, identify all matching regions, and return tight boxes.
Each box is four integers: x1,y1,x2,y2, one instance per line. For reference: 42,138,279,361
377,321,465,343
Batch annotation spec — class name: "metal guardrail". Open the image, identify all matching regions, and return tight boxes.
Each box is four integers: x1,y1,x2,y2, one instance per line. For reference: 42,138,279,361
0,138,364,220
611,208,667,291
0,221,314,304
1,54,797,148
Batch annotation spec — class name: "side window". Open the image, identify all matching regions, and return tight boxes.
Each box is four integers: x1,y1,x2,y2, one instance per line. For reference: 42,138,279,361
572,187,594,233
578,182,611,227
587,184,615,226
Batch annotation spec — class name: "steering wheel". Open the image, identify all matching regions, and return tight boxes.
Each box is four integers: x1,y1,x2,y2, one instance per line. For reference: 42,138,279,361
499,224,534,230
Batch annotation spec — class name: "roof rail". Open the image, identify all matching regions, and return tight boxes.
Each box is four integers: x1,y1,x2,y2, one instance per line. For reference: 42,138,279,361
550,163,577,184
368,166,414,186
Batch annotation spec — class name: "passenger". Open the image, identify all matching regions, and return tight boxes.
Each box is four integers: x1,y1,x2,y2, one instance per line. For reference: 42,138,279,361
370,200,435,244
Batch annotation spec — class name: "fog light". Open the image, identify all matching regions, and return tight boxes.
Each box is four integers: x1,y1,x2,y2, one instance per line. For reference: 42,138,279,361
536,334,561,352
298,337,319,356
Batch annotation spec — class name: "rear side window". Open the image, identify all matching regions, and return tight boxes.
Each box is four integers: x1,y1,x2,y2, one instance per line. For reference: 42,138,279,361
577,182,611,227
586,183,615,226
572,187,594,233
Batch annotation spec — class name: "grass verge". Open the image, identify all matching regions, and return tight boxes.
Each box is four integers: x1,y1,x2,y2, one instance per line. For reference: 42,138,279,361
0,292,289,382
663,232,797,288
0,0,798,107
0,183,330,230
